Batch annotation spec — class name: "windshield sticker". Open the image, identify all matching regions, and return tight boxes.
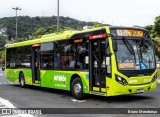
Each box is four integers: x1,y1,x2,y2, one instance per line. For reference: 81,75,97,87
118,63,134,69
140,61,147,70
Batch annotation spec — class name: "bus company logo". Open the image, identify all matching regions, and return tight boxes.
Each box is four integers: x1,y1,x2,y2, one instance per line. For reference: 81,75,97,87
54,75,66,82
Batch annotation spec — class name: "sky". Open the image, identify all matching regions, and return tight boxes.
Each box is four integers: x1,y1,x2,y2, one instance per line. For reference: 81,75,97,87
0,0,160,26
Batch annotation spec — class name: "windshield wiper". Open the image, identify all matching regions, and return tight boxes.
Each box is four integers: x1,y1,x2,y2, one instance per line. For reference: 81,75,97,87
122,37,135,55
122,37,136,63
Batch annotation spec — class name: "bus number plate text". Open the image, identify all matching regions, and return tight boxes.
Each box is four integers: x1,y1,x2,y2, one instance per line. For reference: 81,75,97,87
136,89,144,93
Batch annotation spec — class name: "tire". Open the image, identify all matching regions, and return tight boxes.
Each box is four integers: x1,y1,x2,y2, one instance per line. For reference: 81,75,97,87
19,73,25,88
2,68,5,71
71,77,84,100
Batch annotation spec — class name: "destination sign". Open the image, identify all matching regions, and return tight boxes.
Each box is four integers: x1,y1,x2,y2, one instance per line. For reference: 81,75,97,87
74,38,83,43
117,29,144,37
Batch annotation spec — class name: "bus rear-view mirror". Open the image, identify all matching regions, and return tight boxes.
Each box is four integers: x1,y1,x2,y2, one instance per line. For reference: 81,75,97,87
112,40,118,52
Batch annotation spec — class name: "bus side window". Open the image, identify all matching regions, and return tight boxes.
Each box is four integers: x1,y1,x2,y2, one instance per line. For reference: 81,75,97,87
54,53,61,68
69,56,75,68
75,42,88,69
54,41,64,69
40,42,54,69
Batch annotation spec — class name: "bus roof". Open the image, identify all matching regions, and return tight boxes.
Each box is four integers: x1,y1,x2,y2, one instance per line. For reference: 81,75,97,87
5,26,148,48
5,26,110,48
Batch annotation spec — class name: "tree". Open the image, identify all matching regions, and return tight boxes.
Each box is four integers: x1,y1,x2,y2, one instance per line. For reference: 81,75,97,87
145,25,153,33
145,25,156,38
154,16,160,37
0,16,95,40
0,36,7,48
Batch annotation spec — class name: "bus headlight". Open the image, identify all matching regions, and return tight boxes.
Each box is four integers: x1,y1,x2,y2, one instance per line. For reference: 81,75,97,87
152,74,157,83
115,75,128,86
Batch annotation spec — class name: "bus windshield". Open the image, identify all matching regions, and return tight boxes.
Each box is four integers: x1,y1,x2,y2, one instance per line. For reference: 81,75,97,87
116,38,155,70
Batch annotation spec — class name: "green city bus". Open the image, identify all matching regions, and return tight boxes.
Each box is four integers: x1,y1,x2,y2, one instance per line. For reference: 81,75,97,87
5,26,157,99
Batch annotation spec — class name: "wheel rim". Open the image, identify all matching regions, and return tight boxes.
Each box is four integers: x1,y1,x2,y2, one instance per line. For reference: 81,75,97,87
74,83,82,95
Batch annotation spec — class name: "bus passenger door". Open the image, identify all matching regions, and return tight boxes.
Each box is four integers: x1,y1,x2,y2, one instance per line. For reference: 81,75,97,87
89,37,107,94
31,44,41,85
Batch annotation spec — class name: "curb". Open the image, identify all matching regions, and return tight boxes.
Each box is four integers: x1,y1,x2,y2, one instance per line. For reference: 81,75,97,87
158,79,160,84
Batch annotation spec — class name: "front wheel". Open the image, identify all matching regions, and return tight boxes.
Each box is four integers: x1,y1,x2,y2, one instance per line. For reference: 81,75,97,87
71,77,84,100
2,67,5,71
19,73,25,88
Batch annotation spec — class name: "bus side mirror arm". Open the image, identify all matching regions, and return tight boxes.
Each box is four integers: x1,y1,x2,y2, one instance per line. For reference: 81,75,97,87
108,33,118,52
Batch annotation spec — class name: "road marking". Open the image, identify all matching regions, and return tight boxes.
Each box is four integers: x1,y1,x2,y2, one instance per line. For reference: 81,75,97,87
0,97,34,117
71,99,86,102
7,82,13,84
0,97,15,108
0,74,4,76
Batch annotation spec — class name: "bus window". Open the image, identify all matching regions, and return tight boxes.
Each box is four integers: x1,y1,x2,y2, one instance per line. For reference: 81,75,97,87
54,53,61,68
16,46,31,68
75,42,88,69
41,53,54,68
40,42,54,69
6,48,17,68
54,41,76,69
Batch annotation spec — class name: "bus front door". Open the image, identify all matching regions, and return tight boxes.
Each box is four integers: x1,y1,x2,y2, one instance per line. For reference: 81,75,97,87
31,45,40,85
89,39,106,94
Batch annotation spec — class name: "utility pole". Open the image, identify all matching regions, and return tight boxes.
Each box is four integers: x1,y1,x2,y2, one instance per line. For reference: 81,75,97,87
57,0,60,32
12,7,21,40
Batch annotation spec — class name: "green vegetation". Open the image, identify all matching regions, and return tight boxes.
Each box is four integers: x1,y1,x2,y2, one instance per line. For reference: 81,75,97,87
0,16,93,39
145,15,160,39
144,15,160,60
0,36,7,47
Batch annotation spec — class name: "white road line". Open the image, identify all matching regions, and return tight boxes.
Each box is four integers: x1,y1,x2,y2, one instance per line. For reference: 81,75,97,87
8,82,16,84
2,82,7,84
7,82,13,84
0,97,15,108
0,74,4,76
71,99,86,102
0,97,34,117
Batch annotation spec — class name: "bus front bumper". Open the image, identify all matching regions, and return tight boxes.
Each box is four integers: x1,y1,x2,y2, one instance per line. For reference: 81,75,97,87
110,80,157,96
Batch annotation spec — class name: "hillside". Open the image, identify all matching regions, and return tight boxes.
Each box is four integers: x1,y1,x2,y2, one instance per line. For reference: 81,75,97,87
0,16,93,38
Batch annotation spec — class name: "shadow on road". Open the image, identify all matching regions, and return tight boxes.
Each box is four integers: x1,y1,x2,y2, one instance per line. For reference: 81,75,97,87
88,94,154,103
11,84,154,103
13,84,72,98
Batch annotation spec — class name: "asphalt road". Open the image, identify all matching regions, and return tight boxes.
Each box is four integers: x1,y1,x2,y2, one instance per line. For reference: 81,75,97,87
0,69,160,117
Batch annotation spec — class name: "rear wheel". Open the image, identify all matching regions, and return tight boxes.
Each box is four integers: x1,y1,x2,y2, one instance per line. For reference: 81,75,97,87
71,77,84,100
19,73,25,88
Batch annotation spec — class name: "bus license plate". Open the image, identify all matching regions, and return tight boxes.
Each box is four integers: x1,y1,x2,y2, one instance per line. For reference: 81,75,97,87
136,89,144,93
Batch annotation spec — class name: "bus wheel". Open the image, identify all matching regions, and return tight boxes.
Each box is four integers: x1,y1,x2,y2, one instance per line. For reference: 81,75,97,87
71,77,84,100
19,73,25,88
